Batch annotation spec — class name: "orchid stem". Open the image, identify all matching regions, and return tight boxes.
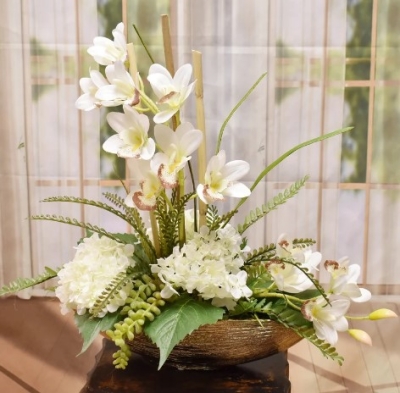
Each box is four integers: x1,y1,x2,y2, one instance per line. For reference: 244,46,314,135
345,315,369,321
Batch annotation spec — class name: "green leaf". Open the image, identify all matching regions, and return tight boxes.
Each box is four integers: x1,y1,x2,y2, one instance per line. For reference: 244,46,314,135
237,176,309,234
113,233,138,244
216,72,268,153
144,296,225,369
0,267,59,296
74,312,121,355
232,126,353,214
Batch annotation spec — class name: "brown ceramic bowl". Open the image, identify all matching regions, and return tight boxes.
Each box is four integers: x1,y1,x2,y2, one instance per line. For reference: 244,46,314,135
129,319,302,370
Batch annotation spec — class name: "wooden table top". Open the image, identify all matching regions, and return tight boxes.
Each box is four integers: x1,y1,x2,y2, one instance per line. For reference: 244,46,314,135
81,339,291,393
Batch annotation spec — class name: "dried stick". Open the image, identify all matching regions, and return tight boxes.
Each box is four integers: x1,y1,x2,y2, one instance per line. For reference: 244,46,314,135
192,50,207,228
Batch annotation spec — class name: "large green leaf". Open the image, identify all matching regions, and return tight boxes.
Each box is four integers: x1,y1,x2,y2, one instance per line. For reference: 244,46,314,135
144,296,225,369
74,312,121,355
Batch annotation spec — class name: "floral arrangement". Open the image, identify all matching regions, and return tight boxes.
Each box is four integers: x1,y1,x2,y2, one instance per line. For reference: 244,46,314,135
1,17,397,371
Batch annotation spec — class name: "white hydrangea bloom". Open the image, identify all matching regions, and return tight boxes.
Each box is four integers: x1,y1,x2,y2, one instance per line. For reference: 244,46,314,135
55,234,135,317
151,224,252,310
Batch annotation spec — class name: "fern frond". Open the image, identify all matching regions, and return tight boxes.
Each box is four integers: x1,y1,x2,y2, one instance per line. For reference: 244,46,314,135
237,176,309,234
292,238,316,248
41,196,132,226
296,326,344,364
281,257,329,303
154,195,171,256
43,194,156,263
31,214,123,242
214,209,238,231
102,192,126,208
104,193,156,262
245,243,277,264
265,304,344,365
155,192,195,256
206,205,219,228
0,267,58,296
127,207,157,262
90,269,138,318
235,298,343,364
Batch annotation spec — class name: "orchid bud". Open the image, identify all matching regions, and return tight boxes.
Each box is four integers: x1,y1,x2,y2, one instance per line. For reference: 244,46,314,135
368,308,398,320
348,329,372,346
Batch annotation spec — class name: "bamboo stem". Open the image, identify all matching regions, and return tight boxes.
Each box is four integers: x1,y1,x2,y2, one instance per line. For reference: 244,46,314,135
161,14,175,75
192,50,207,228
161,14,178,131
150,211,160,258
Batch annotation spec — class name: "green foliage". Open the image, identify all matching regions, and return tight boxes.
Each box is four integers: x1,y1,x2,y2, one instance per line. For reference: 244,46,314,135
43,194,156,263
281,258,329,304
41,195,131,224
245,263,274,290
145,295,225,369
0,267,58,296
206,205,219,228
31,214,123,242
237,176,309,234
216,72,268,153
113,233,151,273
74,311,121,355
292,238,316,248
259,299,343,364
104,192,157,263
206,205,238,231
245,243,277,264
90,270,136,318
154,192,195,257
106,274,166,369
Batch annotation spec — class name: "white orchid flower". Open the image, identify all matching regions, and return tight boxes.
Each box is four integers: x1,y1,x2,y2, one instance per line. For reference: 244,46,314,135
124,160,163,211
147,63,195,123
87,22,127,66
324,257,371,303
103,105,155,160
266,234,322,293
151,122,203,188
276,234,320,271
75,70,109,111
277,234,322,272
95,61,138,107
302,297,350,345
197,150,251,204
266,254,320,293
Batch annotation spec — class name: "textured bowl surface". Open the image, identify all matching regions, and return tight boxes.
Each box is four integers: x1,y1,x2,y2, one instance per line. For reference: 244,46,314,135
130,319,302,370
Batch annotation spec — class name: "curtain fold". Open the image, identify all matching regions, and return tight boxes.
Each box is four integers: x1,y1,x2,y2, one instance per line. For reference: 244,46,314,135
0,1,32,296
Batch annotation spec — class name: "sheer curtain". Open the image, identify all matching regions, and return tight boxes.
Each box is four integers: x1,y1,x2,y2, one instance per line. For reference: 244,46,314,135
1,0,399,295
172,0,348,284
0,0,99,295
0,1,32,294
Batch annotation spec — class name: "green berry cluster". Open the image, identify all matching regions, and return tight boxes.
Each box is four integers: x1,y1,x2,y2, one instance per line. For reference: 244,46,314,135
106,274,165,369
